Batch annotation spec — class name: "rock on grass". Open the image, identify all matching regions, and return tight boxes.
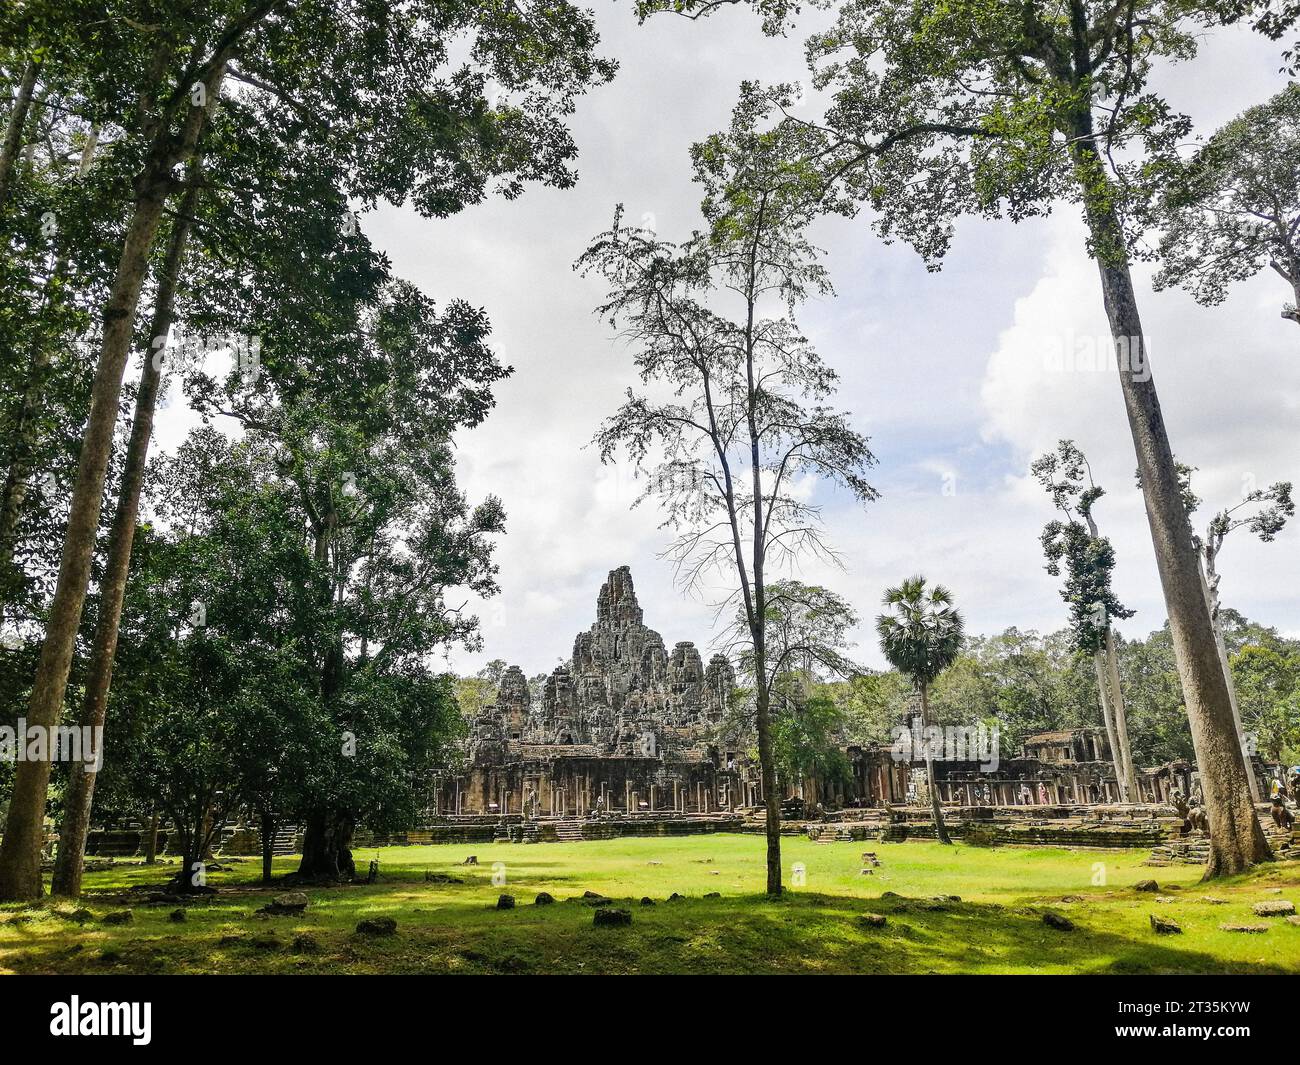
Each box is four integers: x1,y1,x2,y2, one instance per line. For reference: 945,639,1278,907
593,907,632,927
355,916,397,936
1149,914,1182,935
101,910,133,925
257,891,309,916
1252,900,1295,917
291,933,320,954
497,894,516,910
1134,880,1159,893
1220,924,1269,934
1042,911,1074,931
534,892,555,905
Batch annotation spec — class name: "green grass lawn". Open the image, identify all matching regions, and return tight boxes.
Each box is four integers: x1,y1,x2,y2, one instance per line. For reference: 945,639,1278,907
2,834,1298,974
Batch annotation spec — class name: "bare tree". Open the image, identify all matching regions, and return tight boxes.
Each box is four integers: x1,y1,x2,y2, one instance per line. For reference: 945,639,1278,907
1182,468,1295,801
577,121,877,896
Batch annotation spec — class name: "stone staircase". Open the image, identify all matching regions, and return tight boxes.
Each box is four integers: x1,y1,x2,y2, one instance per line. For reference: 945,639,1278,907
1144,837,1211,865
271,825,299,855
554,820,585,842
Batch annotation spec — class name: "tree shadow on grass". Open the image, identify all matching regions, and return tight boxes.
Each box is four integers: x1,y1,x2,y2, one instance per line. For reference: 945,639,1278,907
4,873,1295,975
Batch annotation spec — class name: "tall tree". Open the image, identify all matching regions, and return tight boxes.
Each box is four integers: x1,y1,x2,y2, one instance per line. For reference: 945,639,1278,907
49,161,205,897
578,118,877,897
650,0,1272,876
0,0,274,901
1155,85,1300,333
876,576,964,844
0,0,615,900
0,54,42,208
1031,440,1137,799
204,280,509,880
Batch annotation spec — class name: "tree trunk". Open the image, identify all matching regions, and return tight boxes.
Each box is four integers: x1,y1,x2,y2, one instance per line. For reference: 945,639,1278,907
0,59,229,902
0,190,171,901
1073,162,1271,877
260,811,276,885
163,817,202,894
1062,96,1270,876
0,57,40,208
51,179,200,897
143,810,159,865
920,683,952,844
296,809,356,881
1199,555,1260,803
1104,628,1138,800
1093,649,1127,801
754,671,783,897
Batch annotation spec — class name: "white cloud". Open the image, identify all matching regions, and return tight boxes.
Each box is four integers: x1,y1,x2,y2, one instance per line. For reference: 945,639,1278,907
141,10,1300,680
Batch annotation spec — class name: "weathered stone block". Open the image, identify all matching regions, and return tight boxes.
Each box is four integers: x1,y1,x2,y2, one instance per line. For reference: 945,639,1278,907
258,891,309,916
356,916,397,936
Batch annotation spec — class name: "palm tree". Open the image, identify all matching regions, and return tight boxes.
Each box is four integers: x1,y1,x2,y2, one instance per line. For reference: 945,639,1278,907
877,576,964,845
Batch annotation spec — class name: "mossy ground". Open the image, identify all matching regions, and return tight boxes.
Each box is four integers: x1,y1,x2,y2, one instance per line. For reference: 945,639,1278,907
2,834,1297,974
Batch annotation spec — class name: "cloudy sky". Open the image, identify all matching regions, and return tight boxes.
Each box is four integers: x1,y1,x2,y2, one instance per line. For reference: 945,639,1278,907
158,8,1300,677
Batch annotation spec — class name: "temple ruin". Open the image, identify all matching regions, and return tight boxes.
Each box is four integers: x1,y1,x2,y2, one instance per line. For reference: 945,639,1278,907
432,566,753,824
78,565,1291,858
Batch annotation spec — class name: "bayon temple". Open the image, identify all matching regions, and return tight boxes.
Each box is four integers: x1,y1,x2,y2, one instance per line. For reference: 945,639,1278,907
412,565,1289,858
82,565,1295,859
435,566,753,821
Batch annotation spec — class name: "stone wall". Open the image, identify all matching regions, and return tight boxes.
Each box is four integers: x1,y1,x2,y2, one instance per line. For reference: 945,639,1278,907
437,566,751,819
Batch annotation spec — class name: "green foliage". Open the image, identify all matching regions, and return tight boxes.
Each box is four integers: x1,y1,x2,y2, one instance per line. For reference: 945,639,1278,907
876,576,963,689
455,676,498,720
827,670,915,747
1155,84,1300,315
1032,440,1133,655
770,690,854,790
686,0,1211,270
